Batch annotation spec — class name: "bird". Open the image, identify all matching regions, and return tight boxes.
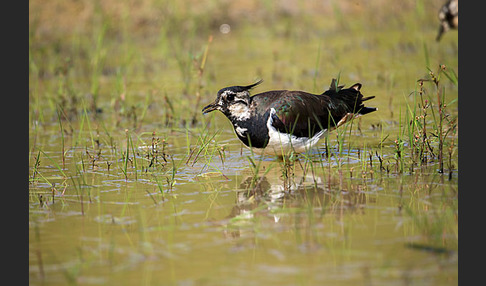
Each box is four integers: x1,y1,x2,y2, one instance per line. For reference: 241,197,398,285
436,0,458,42
201,79,377,157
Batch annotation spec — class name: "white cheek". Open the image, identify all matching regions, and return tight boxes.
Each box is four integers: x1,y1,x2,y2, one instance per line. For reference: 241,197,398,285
228,104,251,120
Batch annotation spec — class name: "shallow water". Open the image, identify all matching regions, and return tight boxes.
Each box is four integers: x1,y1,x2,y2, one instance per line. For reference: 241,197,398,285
29,0,458,285
29,128,458,285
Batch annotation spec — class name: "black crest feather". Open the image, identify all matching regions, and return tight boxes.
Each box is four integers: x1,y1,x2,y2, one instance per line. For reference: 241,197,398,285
233,79,263,93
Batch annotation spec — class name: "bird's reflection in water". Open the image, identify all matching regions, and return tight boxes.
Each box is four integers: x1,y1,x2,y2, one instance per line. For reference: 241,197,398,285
223,173,371,240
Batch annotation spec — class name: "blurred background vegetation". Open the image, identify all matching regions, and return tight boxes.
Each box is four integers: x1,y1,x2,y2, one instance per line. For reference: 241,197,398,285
29,0,456,129
29,0,457,124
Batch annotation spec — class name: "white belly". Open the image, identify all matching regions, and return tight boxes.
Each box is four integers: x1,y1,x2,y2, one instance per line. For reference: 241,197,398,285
248,108,327,156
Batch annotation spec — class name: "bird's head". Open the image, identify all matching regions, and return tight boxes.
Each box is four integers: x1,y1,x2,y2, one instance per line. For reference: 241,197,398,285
202,80,263,120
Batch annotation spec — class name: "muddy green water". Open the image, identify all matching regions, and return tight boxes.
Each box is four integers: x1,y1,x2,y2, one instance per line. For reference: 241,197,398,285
29,1,458,285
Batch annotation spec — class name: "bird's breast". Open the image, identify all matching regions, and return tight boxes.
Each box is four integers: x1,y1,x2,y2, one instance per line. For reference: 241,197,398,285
231,112,271,149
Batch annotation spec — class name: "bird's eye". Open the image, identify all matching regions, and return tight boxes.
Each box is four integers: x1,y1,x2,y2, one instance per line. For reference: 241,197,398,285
227,93,235,101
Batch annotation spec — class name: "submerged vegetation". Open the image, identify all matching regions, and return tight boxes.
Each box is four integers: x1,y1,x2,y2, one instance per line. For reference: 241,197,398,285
29,0,457,285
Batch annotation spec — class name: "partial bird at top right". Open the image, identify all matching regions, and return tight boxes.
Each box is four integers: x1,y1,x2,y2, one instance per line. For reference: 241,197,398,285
436,0,458,41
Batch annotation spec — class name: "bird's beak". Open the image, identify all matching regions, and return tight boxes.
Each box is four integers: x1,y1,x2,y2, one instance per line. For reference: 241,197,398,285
202,102,219,114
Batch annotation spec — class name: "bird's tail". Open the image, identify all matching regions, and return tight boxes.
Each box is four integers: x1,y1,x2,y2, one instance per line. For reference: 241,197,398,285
322,78,377,115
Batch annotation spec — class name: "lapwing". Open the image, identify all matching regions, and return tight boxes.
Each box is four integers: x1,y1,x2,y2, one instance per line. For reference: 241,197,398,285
202,79,377,156
436,0,458,42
